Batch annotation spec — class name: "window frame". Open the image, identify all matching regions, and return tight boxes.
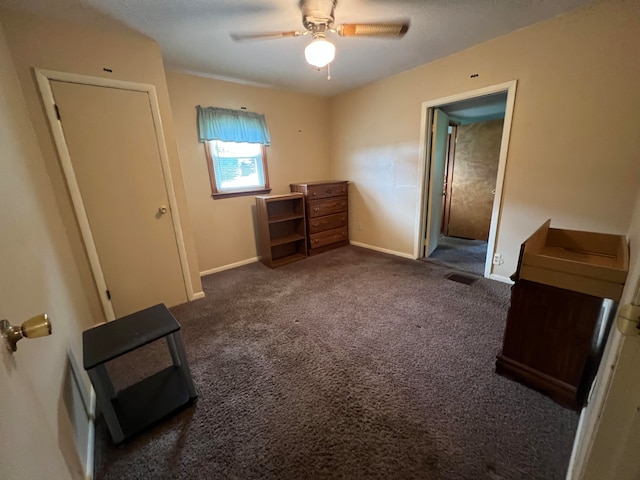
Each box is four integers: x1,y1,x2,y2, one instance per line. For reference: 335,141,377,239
204,141,271,199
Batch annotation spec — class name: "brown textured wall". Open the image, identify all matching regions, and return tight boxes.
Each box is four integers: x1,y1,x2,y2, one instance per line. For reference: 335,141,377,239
447,119,504,240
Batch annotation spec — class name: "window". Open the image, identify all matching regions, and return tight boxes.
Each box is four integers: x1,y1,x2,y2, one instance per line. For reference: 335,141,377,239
196,105,272,199
205,140,270,198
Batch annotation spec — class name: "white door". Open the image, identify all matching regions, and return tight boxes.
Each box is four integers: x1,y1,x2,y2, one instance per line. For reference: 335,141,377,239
0,360,73,478
50,81,188,317
425,108,450,256
579,277,640,477
572,191,640,479
580,284,640,479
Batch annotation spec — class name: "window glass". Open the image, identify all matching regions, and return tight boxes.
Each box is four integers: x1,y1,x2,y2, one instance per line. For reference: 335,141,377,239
205,141,271,199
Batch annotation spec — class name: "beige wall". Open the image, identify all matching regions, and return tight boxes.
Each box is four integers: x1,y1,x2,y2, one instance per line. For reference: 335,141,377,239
0,8,203,317
167,72,331,272
330,0,640,277
0,21,92,480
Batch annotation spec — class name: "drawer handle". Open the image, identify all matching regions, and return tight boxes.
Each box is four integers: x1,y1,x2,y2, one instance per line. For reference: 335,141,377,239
342,232,347,236
314,239,319,243
312,192,317,196
341,202,346,207
312,223,319,228
313,207,319,212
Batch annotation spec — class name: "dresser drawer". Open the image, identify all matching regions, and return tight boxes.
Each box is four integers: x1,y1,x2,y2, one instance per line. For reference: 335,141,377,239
309,226,348,249
306,182,348,200
308,196,348,218
308,212,348,234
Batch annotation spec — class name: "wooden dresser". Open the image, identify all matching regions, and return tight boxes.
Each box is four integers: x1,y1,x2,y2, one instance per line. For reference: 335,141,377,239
290,181,349,255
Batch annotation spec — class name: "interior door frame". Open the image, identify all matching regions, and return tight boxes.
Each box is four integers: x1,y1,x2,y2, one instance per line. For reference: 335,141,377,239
35,68,195,321
414,80,517,279
425,108,451,256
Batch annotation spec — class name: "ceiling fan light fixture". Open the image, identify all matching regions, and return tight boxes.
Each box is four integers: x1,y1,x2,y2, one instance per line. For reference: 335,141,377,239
304,36,335,68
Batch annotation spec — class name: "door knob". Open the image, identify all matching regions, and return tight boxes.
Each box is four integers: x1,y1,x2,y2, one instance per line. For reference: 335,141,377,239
158,205,168,214
1,314,52,352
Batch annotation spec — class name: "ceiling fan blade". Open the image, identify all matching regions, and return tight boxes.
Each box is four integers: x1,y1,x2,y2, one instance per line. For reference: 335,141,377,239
337,22,409,38
230,31,303,42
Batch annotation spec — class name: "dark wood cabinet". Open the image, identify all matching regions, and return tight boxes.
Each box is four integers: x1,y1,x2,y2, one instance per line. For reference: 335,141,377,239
290,181,349,255
496,280,614,410
496,221,626,410
255,193,307,268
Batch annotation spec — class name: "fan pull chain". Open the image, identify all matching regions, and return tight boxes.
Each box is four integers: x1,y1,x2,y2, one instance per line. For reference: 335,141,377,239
327,62,331,80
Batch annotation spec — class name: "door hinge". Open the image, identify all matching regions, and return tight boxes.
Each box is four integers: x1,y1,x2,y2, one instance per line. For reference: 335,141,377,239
106,289,111,300
54,104,61,120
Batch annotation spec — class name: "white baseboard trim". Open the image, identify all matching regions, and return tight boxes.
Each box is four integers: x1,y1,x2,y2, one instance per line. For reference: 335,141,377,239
192,291,205,300
350,241,415,260
489,273,515,285
200,257,259,277
85,388,96,480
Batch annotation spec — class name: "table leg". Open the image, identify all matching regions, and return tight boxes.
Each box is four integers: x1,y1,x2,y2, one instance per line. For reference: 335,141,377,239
94,364,116,399
166,335,181,366
87,367,125,444
167,331,197,399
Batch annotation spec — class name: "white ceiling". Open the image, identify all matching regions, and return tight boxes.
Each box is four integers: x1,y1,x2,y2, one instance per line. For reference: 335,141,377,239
0,0,594,97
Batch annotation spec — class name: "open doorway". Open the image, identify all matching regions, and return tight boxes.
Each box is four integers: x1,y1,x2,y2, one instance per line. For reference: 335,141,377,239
415,81,517,280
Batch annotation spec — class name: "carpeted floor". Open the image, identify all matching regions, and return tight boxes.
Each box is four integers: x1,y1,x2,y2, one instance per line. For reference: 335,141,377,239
427,236,488,276
94,246,578,480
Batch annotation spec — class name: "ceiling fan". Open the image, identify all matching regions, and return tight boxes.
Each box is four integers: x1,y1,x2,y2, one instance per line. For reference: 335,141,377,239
230,0,409,69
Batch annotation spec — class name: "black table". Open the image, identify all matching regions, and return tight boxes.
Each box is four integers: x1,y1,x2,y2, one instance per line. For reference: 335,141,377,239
83,304,197,443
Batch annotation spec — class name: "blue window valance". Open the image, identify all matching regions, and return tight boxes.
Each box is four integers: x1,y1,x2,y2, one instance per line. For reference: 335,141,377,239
196,106,271,145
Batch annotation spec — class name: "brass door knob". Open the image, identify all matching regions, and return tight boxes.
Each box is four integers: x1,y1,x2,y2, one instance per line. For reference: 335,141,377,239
1,314,52,352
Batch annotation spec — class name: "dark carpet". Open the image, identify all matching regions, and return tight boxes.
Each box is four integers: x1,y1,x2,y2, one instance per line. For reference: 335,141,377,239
427,236,488,276
94,246,578,480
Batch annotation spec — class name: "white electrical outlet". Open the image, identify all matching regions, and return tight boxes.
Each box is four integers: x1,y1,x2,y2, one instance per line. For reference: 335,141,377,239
493,253,503,265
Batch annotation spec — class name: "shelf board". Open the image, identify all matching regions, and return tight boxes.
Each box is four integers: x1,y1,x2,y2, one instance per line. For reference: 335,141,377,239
271,253,306,268
270,233,306,247
111,366,195,441
268,213,305,224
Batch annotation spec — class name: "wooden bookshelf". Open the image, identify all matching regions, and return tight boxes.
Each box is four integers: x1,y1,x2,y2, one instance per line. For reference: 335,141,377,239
256,193,307,268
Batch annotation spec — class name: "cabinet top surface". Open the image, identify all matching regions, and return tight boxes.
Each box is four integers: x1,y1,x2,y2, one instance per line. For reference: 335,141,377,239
290,180,348,187
255,193,304,201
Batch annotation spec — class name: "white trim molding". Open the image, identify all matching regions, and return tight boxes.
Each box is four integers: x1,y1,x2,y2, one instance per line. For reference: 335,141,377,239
192,291,206,300
488,273,515,285
34,68,195,319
